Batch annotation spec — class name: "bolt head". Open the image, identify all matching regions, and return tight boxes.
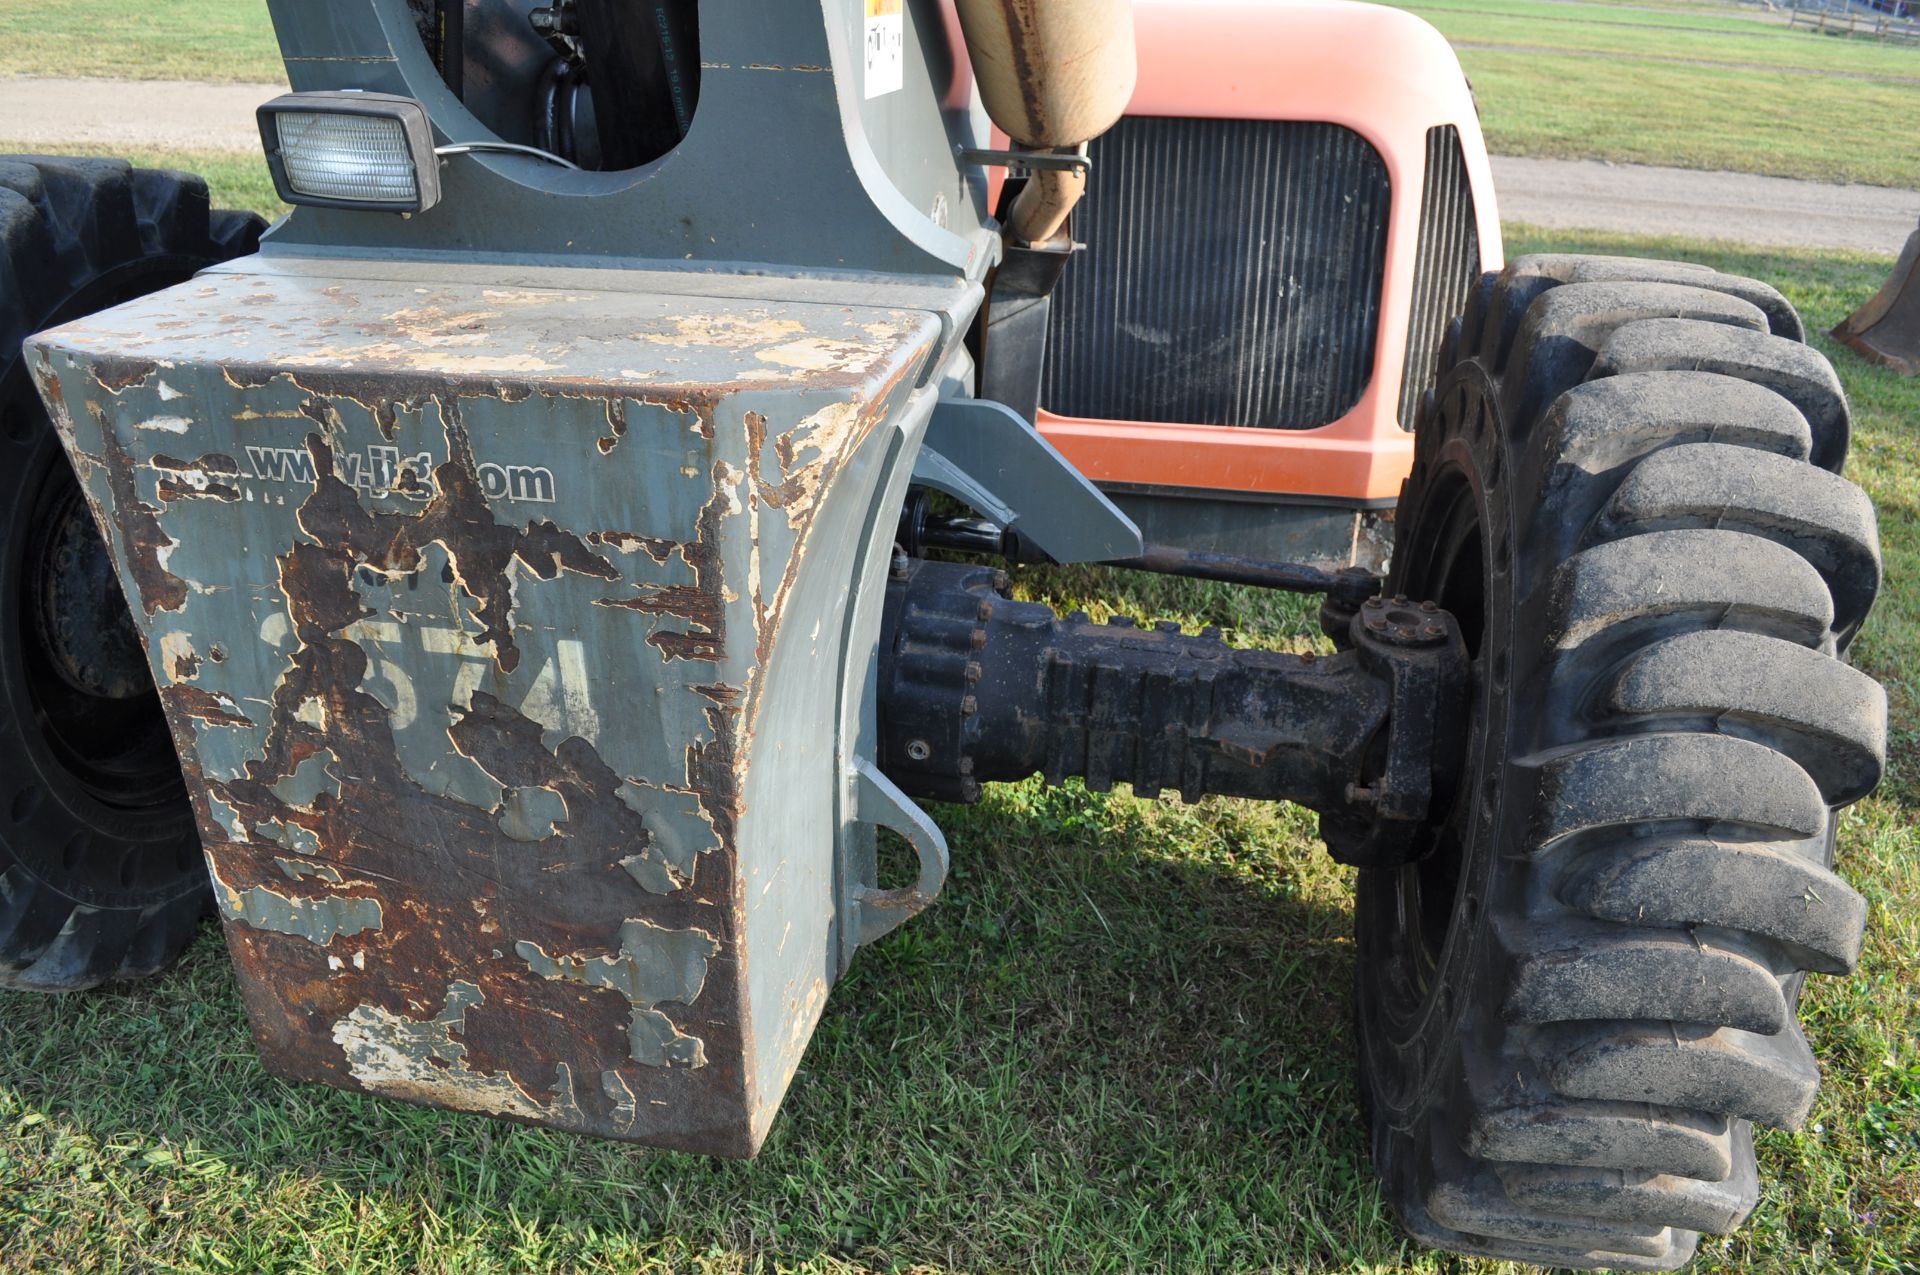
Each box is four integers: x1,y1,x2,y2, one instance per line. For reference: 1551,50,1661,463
905,739,932,762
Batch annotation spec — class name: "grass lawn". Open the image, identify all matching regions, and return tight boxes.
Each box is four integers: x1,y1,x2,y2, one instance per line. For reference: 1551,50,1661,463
0,204,1915,1270
0,0,281,83
1391,0,1920,188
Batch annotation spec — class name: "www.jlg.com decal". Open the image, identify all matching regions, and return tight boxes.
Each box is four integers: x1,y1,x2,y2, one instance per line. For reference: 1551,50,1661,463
242,444,557,504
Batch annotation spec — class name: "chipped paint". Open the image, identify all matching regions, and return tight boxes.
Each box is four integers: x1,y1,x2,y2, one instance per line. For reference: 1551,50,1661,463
277,857,344,883
27,265,947,1157
210,857,383,945
517,917,720,1068
334,982,585,1121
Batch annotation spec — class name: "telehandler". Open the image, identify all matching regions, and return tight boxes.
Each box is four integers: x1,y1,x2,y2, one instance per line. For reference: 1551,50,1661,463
0,1,1887,1268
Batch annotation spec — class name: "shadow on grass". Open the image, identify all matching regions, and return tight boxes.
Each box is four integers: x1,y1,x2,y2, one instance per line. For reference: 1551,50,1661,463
0,781,1411,1272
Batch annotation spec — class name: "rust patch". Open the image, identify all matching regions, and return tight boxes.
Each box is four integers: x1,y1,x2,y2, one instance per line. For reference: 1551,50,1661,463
165,684,256,728
184,402,751,1150
515,916,720,1067
87,402,187,614
449,692,684,894
741,399,885,667
294,406,619,674
172,650,204,681
597,399,628,455
152,453,243,474
586,530,678,563
685,699,743,884
153,450,244,502
156,478,241,502
87,355,158,393
594,463,730,664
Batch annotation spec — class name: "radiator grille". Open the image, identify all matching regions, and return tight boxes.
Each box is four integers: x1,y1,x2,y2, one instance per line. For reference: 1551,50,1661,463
1399,126,1482,430
1040,117,1391,431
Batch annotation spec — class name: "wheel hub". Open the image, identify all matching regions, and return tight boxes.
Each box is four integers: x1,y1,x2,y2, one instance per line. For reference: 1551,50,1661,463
32,483,149,701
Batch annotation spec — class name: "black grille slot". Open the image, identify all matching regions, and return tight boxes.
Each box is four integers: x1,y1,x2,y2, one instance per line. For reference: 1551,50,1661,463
1399,125,1482,430
1040,117,1390,431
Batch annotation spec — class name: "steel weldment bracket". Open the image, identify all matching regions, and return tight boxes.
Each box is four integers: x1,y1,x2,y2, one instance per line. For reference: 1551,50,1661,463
849,758,950,946
911,397,1141,564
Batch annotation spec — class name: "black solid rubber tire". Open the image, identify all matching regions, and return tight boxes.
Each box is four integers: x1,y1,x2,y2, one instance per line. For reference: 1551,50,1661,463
1356,254,1886,1270
0,156,264,991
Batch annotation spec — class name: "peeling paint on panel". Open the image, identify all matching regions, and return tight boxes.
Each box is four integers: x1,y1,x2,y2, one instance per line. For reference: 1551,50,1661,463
27,265,948,1158
516,917,720,1068
293,415,618,674
210,858,383,945
87,402,187,614
594,465,730,664
334,981,584,1121
163,684,255,728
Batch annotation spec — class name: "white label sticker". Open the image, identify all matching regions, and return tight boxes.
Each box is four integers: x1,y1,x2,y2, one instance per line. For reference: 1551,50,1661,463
863,0,904,98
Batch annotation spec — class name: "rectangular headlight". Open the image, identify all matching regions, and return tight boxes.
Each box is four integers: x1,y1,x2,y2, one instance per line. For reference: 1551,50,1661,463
257,91,441,214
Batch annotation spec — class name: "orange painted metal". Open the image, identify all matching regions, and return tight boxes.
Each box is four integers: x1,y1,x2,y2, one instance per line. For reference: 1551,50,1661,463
1025,0,1502,503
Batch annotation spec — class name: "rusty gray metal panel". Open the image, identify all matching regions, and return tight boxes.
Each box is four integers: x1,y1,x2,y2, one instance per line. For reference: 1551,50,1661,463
27,266,947,1155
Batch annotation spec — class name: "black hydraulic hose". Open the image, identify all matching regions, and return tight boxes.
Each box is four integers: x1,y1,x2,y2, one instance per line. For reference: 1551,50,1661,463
536,57,577,157
573,0,700,169
559,68,581,165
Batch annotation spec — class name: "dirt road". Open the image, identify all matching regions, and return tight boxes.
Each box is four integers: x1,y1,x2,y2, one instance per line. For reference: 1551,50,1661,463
1,77,288,153
3,76,1916,254
1491,155,1920,256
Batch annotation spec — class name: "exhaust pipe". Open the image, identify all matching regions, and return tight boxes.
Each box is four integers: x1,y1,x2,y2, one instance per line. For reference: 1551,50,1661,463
954,0,1136,246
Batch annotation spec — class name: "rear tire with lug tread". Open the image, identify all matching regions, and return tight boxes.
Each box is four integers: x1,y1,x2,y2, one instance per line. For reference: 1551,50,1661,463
0,156,264,991
1356,254,1886,1270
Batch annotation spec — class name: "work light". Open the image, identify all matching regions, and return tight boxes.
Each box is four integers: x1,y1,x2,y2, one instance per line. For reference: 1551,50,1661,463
257,91,441,213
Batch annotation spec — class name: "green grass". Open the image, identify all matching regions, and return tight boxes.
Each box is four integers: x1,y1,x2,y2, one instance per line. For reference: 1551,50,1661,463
0,0,281,83
1,227,1916,1272
1385,0,1920,187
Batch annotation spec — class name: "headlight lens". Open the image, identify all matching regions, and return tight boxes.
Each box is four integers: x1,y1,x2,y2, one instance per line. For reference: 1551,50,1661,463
276,111,420,205
257,92,441,213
